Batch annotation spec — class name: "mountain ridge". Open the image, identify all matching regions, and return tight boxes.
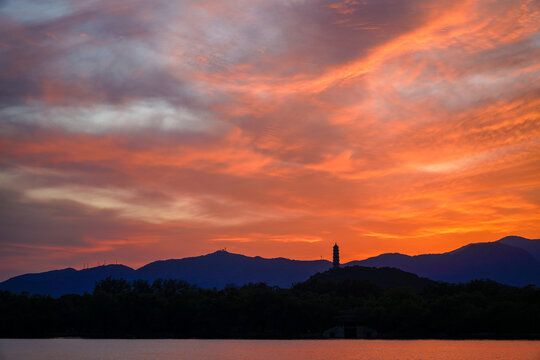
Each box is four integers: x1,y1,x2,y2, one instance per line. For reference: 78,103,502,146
352,236,539,286
1,236,538,296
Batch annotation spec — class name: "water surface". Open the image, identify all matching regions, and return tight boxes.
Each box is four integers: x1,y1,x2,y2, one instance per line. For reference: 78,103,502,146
1,339,539,360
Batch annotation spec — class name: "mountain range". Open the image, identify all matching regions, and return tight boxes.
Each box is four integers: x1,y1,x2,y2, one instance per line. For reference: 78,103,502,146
352,236,539,286
1,235,538,296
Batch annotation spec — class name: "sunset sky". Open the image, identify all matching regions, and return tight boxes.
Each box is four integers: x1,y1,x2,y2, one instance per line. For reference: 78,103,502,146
1,0,539,280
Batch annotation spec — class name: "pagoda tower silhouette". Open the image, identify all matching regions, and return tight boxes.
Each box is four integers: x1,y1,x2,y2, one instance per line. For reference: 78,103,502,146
333,243,340,268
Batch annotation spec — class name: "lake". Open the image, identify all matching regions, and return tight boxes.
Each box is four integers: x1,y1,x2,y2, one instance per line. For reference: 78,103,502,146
0,339,539,360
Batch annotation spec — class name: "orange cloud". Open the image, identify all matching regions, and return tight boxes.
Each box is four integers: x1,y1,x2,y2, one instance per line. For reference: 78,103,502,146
0,0,539,280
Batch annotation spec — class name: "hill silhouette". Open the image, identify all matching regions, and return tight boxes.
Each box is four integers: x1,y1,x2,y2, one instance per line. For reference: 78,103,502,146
497,236,540,262
0,251,331,296
352,237,540,286
137,250,331,289
1,236,538,296
294,266,436,296
0,265,134,298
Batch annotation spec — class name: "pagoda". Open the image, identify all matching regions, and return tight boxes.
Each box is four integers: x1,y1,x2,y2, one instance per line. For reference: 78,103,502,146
333,243,340,268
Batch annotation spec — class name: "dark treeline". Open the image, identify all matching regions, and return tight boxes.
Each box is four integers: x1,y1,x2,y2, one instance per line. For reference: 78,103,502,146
1,276,539,339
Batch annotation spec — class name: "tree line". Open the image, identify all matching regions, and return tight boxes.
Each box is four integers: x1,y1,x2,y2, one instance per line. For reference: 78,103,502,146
1,276,539,339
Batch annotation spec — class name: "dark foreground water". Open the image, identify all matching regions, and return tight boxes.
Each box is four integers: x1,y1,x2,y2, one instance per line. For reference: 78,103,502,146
0,339,539,360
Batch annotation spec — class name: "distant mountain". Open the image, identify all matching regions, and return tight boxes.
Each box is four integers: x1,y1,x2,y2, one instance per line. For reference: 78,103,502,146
137,250,331,289
0,265,135,298
497,236,540,262
0,251,331,296
349,237,540,287
1,236,538,296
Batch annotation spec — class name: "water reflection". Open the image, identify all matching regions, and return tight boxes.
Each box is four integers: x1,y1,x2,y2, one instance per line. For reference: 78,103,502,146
1,339,539,360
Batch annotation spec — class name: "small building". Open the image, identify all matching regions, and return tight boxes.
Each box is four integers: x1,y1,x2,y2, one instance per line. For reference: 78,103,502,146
323,325,377,339
323,310,377,339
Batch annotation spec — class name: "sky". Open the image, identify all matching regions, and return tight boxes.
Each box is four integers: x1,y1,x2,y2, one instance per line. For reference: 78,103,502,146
0,0,539,280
